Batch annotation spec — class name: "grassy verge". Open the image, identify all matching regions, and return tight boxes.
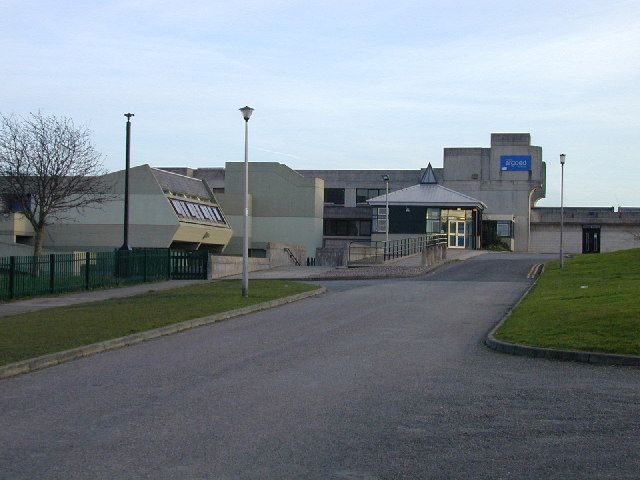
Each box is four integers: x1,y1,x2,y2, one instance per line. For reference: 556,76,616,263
0,280,318,366
495,248,640,355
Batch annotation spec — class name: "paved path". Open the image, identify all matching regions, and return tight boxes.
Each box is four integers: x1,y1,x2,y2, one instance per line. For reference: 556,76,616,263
0,250,476,317
232,248,484,280
1,253,639,479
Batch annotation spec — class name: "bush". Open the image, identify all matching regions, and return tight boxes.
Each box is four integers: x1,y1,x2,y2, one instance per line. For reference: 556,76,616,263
485,241,511,252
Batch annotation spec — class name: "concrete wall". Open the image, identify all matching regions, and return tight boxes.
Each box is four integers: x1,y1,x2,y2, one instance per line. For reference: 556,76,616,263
530,224,582,254
316,247,348,267
266,242,306,267
530,207,640,253
530,224,640,254
218,162,324,257
208,255,270,279
600,226,640,252
208,242,307,278
0,240,45,257
0,213,34,241
441,134,545,252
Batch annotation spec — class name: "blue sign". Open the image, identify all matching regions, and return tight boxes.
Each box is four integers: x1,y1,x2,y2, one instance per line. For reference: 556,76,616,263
500,155,531,171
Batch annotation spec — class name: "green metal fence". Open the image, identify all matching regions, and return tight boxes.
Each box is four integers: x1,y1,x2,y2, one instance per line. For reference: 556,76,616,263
0,249,208,301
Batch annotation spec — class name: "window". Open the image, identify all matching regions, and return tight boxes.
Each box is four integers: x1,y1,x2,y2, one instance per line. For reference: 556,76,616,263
426,208,441,234
359,220,371,236
211,207,223,222
356,188,387,204
323,219,372,236
170,199,226,225
324,188,345,205
170,199,188,218
186,203,203,220
496,221,512,238
372,207,387,233
1,195,31,213
200,205,214,220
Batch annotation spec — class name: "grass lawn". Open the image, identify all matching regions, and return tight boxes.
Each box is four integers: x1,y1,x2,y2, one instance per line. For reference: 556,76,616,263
0,280,318,366
495,248,640,355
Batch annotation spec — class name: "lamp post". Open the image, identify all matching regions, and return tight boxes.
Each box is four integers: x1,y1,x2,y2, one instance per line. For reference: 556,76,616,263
560,153,566,269
120,113,134,251
382,174,389,245
239,106,254,297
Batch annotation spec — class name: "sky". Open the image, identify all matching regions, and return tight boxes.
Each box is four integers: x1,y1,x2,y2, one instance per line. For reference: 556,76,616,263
2,0,639,207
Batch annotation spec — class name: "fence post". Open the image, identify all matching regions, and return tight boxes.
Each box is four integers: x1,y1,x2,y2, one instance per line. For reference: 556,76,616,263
85,252,90,290
167,249,172,280
49,254,55,294
143,249,148,282
8,256,15,299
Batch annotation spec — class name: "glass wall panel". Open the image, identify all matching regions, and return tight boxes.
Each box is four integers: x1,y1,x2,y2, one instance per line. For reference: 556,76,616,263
356,188,387,204
372,207,387,233
323,219,373,236
324,188,345,205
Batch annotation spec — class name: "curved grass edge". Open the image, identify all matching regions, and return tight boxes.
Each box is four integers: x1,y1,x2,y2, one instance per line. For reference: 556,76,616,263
484,267,640,367
0,286,326,380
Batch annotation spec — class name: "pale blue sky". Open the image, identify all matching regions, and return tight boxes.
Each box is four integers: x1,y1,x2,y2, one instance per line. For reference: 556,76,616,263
2,0,639,206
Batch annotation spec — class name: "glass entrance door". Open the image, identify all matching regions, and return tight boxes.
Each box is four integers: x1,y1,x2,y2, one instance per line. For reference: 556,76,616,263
582,227,601,253
448,220,465,248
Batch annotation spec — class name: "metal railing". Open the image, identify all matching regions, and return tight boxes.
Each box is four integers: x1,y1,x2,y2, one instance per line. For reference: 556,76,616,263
348,234,447,266
0,248,208,301
283,247,301,266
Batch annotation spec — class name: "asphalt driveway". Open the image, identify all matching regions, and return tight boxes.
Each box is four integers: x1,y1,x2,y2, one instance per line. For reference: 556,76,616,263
1,252,638,479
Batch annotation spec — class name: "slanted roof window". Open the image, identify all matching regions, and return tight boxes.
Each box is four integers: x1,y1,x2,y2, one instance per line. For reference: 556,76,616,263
170,199,227,225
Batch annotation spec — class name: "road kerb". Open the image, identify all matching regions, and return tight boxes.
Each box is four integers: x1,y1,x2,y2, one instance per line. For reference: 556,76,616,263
484,273,640,367
0,287,326,380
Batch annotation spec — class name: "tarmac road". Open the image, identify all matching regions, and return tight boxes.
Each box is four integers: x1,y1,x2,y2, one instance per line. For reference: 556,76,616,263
1,252,639,479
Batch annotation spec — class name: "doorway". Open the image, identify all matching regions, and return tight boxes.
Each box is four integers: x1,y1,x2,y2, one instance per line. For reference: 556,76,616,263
448,220,465,248
582,226,601,254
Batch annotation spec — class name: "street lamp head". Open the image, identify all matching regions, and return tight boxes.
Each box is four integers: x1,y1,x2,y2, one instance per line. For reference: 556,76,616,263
560,153,566,165
124,113,134,120
239,106,254,121
382,174,389,182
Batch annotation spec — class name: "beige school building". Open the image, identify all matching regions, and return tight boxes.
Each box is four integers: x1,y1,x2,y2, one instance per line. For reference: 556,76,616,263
2,133,638,261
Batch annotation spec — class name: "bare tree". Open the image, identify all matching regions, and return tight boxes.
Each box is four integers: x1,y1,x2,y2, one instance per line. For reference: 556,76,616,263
0,112,110,256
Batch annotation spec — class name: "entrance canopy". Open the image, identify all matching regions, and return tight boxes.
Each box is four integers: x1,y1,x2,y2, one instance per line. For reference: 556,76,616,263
366,164,486,249
367,163,486,210
368,182,485,210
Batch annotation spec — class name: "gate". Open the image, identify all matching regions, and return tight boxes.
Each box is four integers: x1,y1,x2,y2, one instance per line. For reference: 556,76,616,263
170,250,208,279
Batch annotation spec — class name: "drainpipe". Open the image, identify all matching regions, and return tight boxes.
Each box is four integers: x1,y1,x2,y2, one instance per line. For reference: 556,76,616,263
528,185,541,252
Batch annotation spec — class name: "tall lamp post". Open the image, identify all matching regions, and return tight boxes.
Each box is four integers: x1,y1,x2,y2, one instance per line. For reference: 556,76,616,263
382,174,390,245
239,106,254,297
120,113,134,251
560,153,566,268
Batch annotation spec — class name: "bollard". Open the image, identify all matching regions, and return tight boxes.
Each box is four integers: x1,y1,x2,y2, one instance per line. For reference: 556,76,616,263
427,246,435,265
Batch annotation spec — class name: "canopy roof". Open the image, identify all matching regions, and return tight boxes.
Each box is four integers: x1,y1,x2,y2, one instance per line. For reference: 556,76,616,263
368,183,486,209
